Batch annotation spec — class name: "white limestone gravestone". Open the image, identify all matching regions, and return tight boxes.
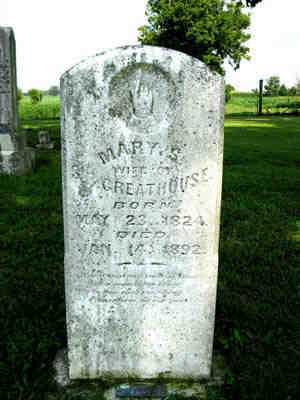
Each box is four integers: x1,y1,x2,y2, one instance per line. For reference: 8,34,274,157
61,46,224,388
0,27,34,175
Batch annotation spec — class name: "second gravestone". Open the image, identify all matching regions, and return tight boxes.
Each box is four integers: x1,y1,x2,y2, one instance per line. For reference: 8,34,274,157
0,27,35,175
61,46,224,387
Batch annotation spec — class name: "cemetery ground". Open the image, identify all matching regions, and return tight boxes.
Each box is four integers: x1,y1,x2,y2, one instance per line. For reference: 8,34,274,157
0,97,299,400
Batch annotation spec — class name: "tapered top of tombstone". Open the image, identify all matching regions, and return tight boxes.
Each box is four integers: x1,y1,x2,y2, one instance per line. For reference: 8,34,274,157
0,27,18,135
61,45,224,132
61,46,224,381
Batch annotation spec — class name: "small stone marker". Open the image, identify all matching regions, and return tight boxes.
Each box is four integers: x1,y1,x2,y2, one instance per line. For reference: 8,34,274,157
0,26,35,175
61,46,224,389
36,130,54,149
116,384,167,398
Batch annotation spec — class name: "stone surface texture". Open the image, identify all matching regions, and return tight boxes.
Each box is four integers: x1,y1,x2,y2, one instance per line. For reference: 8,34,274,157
61,45,224,381
0,26,35,174
52,348,225,400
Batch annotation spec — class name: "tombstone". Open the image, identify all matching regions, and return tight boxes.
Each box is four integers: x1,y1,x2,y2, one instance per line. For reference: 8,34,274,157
36,130,54,149
59,46,224,398
0,27,35,175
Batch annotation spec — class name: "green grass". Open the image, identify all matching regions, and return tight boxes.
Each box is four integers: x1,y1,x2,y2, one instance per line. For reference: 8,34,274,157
0,108,299,399
226,92,300,116
19,96,60,120
18,93,300,121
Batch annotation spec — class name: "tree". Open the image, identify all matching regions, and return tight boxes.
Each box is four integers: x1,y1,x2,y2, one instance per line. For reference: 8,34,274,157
278,84,288,97
225,84,235,103
295,76,300,96
264,76,280,97
17,88,23,103
138,0,251,75
48,85,60,96
28,89,43,104
288,87,297,96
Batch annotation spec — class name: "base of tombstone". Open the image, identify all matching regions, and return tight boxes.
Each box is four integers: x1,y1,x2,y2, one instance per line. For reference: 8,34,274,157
51,348,226,400
0,147,35,175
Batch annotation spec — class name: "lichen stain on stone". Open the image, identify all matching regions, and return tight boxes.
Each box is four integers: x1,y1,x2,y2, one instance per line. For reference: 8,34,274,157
108,107,122,119
78,180,92,198
103,61,116,80
78,68,101,102
108,62,177,130
109,62,173,94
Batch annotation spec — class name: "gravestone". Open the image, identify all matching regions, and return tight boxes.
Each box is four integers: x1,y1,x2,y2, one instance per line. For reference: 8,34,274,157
0,27,35,175
60,45,224,397
36,130,54,149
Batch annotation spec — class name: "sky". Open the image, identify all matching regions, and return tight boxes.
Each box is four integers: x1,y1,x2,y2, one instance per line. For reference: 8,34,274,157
1,0,299,92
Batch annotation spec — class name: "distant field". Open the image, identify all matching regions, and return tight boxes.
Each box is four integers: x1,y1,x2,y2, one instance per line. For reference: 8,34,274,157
19,95,60,120
18,93,300,120
226,92,300,115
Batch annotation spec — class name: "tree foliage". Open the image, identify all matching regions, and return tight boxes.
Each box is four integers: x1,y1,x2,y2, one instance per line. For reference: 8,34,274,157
295,76,300,95
289,87,297,96
138,0,251,75
253,78,298,97
17,88,23,103
28,89,43,104
225,84,235,103
278,84,288,97
47,85,60,96
264,76,281,97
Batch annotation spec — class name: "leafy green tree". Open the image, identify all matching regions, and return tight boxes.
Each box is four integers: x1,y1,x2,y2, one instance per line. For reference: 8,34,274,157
288,87,297,96
296,77,300,95
48,85,60,96
264,76,281,97
279,84,288,97
17,88,23,103
225,84,235,103
138,0,251,75
28,89,43,104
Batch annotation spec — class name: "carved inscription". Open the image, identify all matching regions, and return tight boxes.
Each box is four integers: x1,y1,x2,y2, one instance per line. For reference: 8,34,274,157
72,136,212,303
101,174,205,196
124,214,205,227
74,270,199,303
96,141,185,165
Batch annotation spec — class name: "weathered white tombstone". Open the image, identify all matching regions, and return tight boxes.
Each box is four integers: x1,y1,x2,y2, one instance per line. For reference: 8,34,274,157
0,27,35,175
60,45,224,397
36,130,54,149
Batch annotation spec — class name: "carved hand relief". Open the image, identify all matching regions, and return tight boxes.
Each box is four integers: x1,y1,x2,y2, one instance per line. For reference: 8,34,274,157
109,64,176,133
130,79,154,119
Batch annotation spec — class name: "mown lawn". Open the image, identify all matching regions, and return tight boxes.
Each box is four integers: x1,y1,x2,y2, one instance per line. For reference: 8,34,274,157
19,96,60,120
0,111,299,399
226,92,300,115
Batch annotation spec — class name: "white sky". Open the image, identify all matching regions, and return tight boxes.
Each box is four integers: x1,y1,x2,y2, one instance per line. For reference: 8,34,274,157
1,0,299,92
